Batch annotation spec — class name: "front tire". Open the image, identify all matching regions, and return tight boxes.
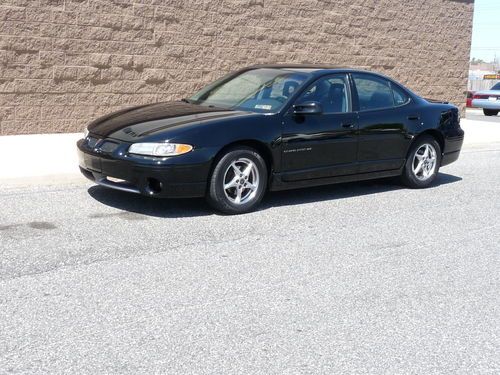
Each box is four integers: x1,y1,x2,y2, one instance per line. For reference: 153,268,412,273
483,109,499,116
207,147,267,214
400,135,441,188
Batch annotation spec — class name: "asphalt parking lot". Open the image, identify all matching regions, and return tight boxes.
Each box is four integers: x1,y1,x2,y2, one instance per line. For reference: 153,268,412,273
1,127,500,373
466,107,500,123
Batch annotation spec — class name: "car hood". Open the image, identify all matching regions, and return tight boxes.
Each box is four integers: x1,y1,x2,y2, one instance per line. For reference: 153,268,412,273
474,90,500,96
87,101,250,140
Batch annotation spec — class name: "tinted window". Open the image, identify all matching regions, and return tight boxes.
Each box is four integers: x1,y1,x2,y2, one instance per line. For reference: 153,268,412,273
492,82,500,90
392,85,410,106
296,75,350,113
353,74,395,111
189,68,308,113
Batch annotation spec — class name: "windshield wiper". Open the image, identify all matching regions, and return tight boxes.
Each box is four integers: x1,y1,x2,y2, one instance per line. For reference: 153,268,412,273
181,98,193,104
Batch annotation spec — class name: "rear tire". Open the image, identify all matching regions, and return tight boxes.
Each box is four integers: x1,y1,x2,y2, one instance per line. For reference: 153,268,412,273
400,135,441,189
207,146,267,214
483,109,499,116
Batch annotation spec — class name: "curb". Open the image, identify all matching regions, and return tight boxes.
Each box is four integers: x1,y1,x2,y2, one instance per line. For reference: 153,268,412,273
0,132,83,186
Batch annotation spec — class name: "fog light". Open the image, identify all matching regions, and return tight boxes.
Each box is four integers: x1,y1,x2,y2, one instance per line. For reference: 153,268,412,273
146,178,163,194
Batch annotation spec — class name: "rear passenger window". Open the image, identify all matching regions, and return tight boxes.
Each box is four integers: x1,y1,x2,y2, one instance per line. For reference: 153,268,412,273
353,74,409,110
353,74,394,111
392,85,410,106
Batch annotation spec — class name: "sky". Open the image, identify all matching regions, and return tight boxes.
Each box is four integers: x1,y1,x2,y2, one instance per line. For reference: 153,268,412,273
470,0,500,62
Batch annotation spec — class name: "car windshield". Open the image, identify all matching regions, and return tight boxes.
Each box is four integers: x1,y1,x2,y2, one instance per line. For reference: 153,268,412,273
491,82,500,90
189,68,309,113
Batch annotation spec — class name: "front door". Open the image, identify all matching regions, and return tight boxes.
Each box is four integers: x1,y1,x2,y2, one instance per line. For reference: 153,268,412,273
281,74,358,182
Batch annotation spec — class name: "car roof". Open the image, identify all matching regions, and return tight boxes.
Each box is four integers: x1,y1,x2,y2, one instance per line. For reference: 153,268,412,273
241,64,408,87
242,64,361,75
231,64,422,101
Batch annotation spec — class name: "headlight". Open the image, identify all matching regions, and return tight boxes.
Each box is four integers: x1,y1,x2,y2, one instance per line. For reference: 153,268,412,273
128,142,193,157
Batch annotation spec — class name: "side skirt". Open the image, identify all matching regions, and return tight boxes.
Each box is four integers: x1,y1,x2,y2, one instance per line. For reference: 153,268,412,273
270,168,404,192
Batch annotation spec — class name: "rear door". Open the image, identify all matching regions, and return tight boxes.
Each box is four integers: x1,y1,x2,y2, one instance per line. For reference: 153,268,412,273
351,73,414,173
281,74,358,181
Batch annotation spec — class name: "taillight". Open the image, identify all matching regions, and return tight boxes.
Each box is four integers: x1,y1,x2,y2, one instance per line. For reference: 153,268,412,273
473,94,489,99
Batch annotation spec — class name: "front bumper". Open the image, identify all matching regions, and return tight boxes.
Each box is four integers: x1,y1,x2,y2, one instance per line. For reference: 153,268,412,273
77,138,210,198
472,99,500,110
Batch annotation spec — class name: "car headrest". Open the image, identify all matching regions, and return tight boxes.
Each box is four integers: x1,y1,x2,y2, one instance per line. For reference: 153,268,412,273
261,85,273,99
329,83,345,97
326,83,346,112
283,81,299,97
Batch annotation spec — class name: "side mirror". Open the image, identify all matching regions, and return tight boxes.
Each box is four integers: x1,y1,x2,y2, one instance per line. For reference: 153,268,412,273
293,101,322,115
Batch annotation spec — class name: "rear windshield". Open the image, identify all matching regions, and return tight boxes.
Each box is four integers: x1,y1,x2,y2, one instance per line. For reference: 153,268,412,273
491,82,500,90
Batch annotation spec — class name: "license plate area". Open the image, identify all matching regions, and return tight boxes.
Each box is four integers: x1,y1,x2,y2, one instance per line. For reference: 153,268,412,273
488,96,498,101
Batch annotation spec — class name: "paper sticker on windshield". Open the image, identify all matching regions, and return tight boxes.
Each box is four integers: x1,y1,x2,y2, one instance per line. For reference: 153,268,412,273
254,104,272,110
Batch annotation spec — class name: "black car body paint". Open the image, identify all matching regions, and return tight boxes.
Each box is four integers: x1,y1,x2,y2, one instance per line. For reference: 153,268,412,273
77,65,464,199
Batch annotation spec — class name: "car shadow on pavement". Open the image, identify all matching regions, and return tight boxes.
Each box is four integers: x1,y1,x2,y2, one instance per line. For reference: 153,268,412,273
262,172,462,209
87,172,462,218
87,185,210,218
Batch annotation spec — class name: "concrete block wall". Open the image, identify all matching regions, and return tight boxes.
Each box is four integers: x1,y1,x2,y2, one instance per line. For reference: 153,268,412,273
0,0,474,135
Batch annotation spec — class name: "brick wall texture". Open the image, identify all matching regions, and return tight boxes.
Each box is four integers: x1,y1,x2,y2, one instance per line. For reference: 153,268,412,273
0,0,474,135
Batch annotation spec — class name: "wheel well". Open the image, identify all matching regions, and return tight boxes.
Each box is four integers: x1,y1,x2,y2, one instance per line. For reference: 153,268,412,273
209,140,274,178
412,130,445,154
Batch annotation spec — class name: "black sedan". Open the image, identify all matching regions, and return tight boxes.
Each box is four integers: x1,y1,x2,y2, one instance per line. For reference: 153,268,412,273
77,65,464,214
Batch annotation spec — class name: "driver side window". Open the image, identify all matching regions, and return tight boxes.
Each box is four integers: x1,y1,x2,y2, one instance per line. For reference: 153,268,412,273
297,75,351,114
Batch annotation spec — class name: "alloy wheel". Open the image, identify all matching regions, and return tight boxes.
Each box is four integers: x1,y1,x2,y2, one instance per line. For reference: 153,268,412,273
412,143,437,181
223,157,260,205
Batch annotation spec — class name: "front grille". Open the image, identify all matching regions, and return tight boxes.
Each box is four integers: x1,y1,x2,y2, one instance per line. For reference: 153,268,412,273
86,136,99,148
85,137,119,154
99,141,119,153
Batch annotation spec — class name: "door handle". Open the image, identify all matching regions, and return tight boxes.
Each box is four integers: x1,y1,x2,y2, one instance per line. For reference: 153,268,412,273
341,123,355,129
407,115,420,121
